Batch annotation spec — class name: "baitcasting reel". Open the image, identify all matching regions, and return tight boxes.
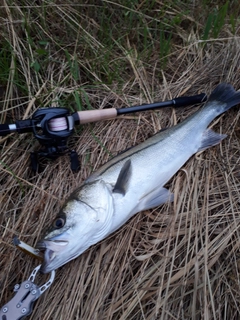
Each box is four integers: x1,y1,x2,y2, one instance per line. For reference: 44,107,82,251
30,108,79,172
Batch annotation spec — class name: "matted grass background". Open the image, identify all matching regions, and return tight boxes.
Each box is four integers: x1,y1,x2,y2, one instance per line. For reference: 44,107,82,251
1,1,240,319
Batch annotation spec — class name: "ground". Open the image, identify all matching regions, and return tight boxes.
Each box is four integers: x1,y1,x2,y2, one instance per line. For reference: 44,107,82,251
1,1,240,319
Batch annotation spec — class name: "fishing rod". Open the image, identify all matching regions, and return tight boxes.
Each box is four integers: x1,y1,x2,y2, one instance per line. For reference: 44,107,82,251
0,92,207,172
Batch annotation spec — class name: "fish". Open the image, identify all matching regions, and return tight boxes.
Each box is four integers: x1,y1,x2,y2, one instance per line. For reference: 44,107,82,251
36,83,240,273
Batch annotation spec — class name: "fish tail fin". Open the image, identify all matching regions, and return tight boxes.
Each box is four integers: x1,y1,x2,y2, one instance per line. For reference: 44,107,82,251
205,83,240,113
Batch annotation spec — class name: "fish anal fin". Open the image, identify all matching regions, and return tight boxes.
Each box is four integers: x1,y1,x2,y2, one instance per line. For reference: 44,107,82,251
138,187,174,212
113,159,132,195
197,129,227,152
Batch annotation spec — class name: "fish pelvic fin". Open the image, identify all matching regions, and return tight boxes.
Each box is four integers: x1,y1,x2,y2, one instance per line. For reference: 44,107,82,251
197,129,227,152
206,83,240,113
113,159,132,195
137,187,174,212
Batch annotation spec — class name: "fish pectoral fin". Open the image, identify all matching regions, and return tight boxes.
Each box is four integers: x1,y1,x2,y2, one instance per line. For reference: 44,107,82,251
197,129,227,152
113,159,132,195
138,187,174,211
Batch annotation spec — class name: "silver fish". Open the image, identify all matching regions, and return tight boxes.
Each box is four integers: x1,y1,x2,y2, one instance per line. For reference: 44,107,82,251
37,83,240,273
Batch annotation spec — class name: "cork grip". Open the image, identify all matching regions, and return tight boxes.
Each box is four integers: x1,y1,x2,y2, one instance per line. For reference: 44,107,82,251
77,108,118,124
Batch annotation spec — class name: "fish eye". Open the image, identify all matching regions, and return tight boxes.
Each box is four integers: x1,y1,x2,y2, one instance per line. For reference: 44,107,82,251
53,217,65,229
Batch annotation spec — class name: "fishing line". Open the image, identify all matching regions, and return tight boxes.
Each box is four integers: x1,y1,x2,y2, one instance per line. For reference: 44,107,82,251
48,117,68,131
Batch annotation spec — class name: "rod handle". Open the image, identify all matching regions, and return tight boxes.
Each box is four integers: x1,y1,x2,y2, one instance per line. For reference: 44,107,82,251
0,120,34,136
75,108,117,124
0,124,12,136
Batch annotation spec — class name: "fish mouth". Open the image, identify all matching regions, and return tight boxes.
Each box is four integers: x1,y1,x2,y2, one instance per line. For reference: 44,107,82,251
36,239,69,274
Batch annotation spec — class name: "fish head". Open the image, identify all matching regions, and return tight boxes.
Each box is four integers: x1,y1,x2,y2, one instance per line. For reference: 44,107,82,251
37,179,114,273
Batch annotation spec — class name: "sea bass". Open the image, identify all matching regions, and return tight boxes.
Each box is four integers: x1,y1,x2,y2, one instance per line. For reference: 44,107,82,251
37,83,240,273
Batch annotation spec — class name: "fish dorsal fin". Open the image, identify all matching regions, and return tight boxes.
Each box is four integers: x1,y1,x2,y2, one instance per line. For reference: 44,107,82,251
113,159,132,195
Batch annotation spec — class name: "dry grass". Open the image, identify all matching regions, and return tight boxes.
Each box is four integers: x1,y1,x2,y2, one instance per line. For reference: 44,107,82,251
1,1,240,319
